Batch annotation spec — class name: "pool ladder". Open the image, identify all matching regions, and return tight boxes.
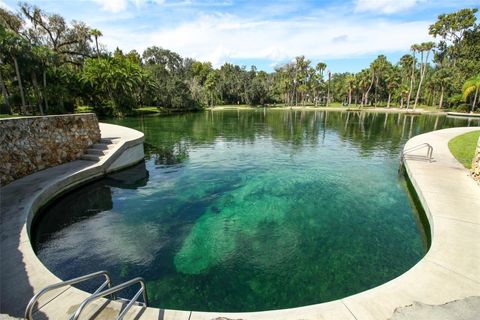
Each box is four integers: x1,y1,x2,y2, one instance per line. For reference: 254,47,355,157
399,143,433,173
25,271,148,320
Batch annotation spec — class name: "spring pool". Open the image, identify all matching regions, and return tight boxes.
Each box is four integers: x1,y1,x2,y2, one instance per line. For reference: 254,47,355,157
31,110,479,312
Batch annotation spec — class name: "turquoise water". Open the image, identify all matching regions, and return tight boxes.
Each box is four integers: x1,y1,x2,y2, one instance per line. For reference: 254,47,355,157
32,110,479,312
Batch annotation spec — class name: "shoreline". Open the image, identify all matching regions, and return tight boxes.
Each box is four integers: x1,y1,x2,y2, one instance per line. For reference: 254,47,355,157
206,105,447,115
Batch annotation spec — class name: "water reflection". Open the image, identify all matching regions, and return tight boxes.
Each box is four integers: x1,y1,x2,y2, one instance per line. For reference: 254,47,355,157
129,111,479,166
33,110,479,312
32,161,149,248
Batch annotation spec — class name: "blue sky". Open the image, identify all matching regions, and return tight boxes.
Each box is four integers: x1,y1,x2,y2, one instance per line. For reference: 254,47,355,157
1,0,478,72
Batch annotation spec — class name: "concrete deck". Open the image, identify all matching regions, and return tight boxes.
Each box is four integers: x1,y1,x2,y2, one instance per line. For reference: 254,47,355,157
0,123,145,319
1,126,479,319
447,112,480,119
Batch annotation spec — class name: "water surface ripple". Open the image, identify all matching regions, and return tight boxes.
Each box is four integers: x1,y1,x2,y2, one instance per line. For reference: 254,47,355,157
32,110,479,312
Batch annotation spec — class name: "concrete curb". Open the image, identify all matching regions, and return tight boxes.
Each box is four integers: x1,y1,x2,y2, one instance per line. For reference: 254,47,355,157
1,126,479,319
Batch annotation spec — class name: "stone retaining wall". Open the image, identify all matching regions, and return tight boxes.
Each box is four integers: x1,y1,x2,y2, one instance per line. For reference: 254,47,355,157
0,114,100,186
472,137,480,182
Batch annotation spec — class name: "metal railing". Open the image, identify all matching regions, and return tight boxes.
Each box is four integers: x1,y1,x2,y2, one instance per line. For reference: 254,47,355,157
71,277,148,320
25,271,112,320
401,143,433,162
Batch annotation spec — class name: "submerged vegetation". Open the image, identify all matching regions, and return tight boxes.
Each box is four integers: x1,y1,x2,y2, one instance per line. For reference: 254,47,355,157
0,4,479,117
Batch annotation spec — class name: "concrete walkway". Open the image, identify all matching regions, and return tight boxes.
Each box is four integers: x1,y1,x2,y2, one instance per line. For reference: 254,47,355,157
0,123,145,319
1,126,479,319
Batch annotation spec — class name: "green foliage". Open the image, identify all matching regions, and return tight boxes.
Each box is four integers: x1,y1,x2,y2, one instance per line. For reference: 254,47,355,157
462,74,480,112
82,56,149,116
1,4,479,117
448,130,480,168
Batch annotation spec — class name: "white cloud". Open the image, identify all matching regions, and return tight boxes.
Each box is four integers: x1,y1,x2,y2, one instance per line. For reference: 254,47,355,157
138,13,433,67
93,0,128,13
0,0,13,11
93,0,165,13
355,0,420,14
83,4,436,70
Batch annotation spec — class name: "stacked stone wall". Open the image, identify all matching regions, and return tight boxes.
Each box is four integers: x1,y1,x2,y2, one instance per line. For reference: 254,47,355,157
0,114,100,186
472,137,480,182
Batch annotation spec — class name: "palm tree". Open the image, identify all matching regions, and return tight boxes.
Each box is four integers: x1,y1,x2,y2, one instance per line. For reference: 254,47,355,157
316,62,326,105
345,74,355,106
406,47,417,109
432,67,451,109
385,67,400,108
371,55,389,106
90,28,103,58
413,42,435,110
463,75,480,112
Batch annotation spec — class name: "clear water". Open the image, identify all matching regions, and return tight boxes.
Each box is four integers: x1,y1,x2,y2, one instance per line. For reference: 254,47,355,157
32,110,479,312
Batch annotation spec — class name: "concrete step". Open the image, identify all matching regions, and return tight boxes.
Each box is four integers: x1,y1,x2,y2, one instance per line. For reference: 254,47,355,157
91,143,111,150
100,138,118,144
86,149,107,155
80,154,101,161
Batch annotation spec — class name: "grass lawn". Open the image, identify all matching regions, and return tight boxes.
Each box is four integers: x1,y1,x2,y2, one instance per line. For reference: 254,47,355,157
134,106,161,115
448,131,480,169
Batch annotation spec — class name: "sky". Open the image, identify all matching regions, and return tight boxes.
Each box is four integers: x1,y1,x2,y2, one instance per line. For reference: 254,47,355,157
1,0,478,73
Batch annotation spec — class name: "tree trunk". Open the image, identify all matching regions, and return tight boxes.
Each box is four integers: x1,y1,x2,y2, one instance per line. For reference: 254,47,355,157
400,97,404,109
326,72,331,107
364,73,375,107
414,51,429,110
439,86,444,109
294,84,298,106
472,87,479,113
43,70,49,113
95,36,100,59
348,88,352,106
407,53,415,109
13,56,27,114
31,73,44,115
0,69,11,113
387,92,392,108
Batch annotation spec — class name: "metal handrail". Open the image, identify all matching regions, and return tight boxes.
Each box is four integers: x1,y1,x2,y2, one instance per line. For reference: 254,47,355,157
25,270,112,320
71,277,148,320
401,143,433,161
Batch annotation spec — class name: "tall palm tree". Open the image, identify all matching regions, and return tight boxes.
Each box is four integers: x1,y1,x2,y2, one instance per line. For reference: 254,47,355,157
413,42,435,110
463,75,480,112
432,67,451,109
406,47,418,109
90,28,103,58
385,67,400,108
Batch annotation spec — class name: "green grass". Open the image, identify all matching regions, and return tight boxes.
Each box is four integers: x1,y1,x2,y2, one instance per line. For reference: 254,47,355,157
448,131,480,169
134,106,160,115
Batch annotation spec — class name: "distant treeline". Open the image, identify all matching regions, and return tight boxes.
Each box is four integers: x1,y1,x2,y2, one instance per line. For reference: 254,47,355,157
0,4,479,116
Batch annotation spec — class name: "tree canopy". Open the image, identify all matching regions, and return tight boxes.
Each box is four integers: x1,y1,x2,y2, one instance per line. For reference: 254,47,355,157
1,4,479,116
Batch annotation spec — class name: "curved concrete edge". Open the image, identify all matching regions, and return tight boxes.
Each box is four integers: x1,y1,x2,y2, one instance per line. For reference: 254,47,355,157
183,127,480,320
0,123,146,318
2,125,479,320
447,112,480,119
